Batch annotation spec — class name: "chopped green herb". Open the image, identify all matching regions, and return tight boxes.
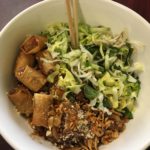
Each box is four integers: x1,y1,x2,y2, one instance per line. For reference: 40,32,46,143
123,107,133,119
83,85,99,100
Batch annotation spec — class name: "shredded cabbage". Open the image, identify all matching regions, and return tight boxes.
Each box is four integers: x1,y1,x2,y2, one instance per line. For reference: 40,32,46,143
43,23,143,117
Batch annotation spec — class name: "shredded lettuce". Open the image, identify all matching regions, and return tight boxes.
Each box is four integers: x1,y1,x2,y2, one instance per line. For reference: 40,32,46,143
47,64,60,83
42,23,69,58
43,23,143,117
57,67,82,94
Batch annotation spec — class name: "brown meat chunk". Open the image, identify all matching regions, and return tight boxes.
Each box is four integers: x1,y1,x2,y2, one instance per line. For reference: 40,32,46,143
32,93,53,128
21,35,47,54
50,86,64,100
36,50,55,75
8,86,33,115
15,65,46,92
15,51,35,73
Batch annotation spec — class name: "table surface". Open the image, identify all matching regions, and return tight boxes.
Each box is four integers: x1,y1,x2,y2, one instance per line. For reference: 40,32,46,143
0,0,150,150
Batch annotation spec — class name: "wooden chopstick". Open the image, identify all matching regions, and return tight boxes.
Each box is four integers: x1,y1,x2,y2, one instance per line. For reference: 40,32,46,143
65,0,76,49
65,0,79,49
73,0,79,48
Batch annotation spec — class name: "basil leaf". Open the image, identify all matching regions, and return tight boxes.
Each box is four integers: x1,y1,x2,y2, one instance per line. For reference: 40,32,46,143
83,85,99,100
103,98,112,109
123,107,133,119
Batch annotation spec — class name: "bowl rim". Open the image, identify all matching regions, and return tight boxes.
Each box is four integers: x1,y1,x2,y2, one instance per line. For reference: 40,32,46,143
0,0,150,37
0,0,150,150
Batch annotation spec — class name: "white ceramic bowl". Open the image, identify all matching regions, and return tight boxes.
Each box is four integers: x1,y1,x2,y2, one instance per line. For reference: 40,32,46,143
0,0,150,150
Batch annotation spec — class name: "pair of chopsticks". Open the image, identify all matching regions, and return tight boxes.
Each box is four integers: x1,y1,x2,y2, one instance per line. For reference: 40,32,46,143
65,0,79,49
